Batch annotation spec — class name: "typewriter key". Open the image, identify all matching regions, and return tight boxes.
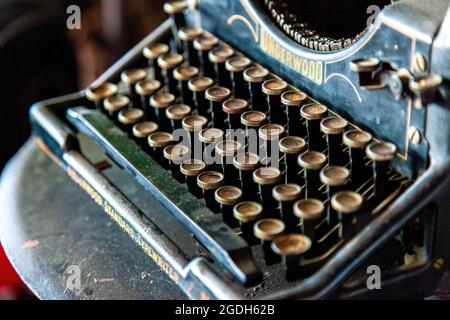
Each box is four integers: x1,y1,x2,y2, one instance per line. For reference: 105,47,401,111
86,82,118,112
272,234,312,281
194,34,219,78
158,52,184,95
233,153,261,201
254,219,285,265
136,79,162,121
148,132,174,169
164,0,187,31
262,79,289,124
143,43,169,84
259,124,286,168
182,115,209,158
294,199,325,243
205,86,232,129
241,111,267,151
273,184,303,231
132,121,159,152
343,130,373,187
282,90,308,137
150,91,176,131
253,167,283,218
298,151,327,200
166,104,192,131
223,99,249,130
173,65,199,106
244,67,269,111
118,108,145,134
331,191,364,241
226,56,252,100
121,69,148,108
215,186,243,228
164,144,191,183
197,171,225,213
280,136,307,185
209,46,234,87
320,166,351,225
321,117,349,166
366,142,397,199
180,159,206,198
189,76,214,117
301,104,328,151
104,95,130,124
199,128,224,171
178,27,204,67
234,201,263,246
216,140,243,187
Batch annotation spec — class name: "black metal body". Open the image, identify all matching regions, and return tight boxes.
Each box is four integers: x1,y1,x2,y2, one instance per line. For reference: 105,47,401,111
28,1,450,299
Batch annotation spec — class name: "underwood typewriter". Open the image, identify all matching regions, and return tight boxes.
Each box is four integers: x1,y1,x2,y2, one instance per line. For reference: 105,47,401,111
30,0,450,299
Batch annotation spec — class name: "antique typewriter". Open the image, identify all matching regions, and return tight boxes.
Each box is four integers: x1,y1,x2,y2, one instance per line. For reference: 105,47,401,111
30,0,450,299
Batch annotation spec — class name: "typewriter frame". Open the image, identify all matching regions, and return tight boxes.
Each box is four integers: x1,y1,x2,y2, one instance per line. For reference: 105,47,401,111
29,17,450,299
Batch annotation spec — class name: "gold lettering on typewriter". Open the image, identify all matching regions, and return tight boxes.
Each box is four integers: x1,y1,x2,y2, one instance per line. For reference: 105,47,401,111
259,29,324,85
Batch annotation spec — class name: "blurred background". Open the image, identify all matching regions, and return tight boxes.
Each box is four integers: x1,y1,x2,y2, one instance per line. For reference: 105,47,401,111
0,0,165,300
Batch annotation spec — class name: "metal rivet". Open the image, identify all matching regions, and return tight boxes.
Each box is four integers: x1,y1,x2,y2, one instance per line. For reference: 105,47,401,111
434,258,444,270
414,53,427,73
408,127,421,145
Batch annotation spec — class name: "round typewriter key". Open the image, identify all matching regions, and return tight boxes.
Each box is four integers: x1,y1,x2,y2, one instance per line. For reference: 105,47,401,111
216,140,243,187
226,56,252,100
253,167,283,218
331,191,364,240
215,186,243,228
164,0,187,31
241,111,267,151
244,67,270,111
254,219,285,265
189,76,214,117
198,171,225,213
301,104,328,151
321,117,349,166
104,95,130,123
320,166,351,225
273,184,302,231
158,52,184,95
181,159,207,198
182,115,209,158
143,43,169,84
132,121,159,152
150,91,176,131
366,141,397,199
194,34,219,78
209,46,234,88
166,104,192,130
280,136,307,185
148,132,173,169
199,128,224,171
282,90,308,137
174,65,199,106
298,151,327,200
234,201,263,246
259,124,286,168
136,79,162,121
272,234,312,281
294,199,325,243
233,153,261,201
121,69,148,108
262,79,288,124
178,27,204,67
205,86,231,129
86,82,118,112
223,99,249,130
118,108,145,134
164,144,191,183
343,130,373,187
